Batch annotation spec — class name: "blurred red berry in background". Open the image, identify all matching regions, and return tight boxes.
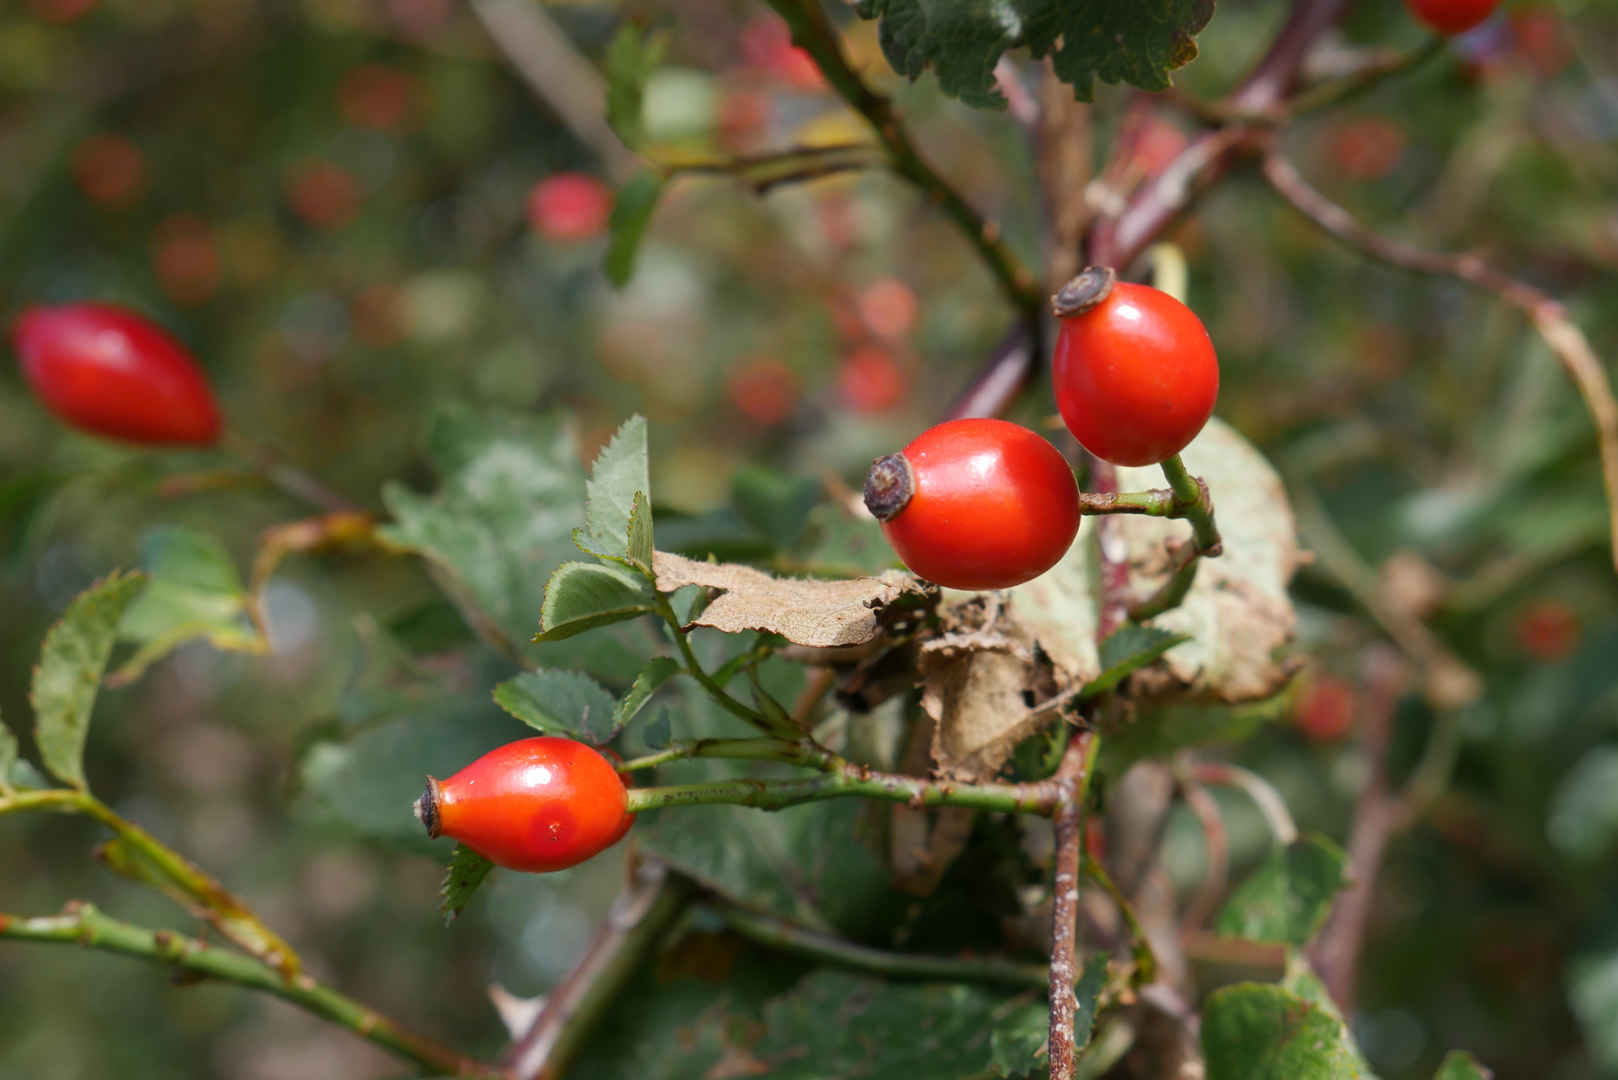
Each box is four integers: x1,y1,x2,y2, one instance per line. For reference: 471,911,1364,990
838,346,907,413
727,358,799,427
73,134,147,208
528,173,613,241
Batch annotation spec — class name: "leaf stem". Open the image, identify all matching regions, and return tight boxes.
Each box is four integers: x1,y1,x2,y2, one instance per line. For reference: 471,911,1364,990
626,762,1059,816
1186,761,1298,846
654,595,789,735
0,902,500,1078
1126,455,1222,623
762,0,1042,316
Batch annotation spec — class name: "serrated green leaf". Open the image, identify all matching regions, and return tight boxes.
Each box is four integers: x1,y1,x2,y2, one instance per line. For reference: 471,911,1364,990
380,405,642,673
615,657,679,731
759,971,1051,1079
855,0,1212,107
1215,836,1348,948
604,24,667,149
732,465,821,549
604,171,665,288
1432,1051,1491,1080
113,526,265,684
535,561,657,642
1082,624,1190,699
1073,953,1109,1051
578,415,650,562
441,844,495,924
493,668,619,744
1279,954,1376,1075
0,714,16,796
30,572,144,790
1202,983,1373,1080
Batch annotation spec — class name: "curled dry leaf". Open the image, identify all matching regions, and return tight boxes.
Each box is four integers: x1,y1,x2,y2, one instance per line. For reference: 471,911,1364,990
652,550,928,648
922,419,1302,779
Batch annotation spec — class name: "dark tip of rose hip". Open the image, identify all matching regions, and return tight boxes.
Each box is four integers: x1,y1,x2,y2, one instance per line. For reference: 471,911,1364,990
863,452,915,522
414,778,440,838
1051,265,1117,319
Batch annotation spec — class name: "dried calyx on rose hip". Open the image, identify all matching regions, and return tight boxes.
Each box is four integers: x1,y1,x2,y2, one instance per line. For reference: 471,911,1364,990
863,417,1081,591
414,736,633,873
1051,266,1219,467
10,302,222,446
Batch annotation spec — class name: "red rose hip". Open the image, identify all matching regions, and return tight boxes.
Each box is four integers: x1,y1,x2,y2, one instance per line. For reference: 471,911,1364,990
1051,267,1219,467
11,302,222,446
864,418,1080,590
1405,0,1499,35
415,736,633,872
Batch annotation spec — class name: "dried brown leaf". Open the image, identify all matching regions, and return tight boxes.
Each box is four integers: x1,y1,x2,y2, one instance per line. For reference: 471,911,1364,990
653,551,926,648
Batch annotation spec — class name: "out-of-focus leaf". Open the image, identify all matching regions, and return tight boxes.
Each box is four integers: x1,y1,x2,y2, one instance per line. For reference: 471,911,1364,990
441,844,496,924
578,414,650,565
113,526,266,684
627,492,655,573
493,668,619,744
1100,694,1288,775
1216,836,1348,948
1569,922,1618,1073
732,465,821,549
855,0,1213,107
1202,983,1372,1080
604,171,665,288
380,405,586,659
6,758,50,792
293,699,527,848
604,24,667,150
1432,1051,1492,1079
0,714,16,795
535,561,658,642
758,970,1049,1079
30,572,144,791
1547,746,1618,861
1073,953,1109,1051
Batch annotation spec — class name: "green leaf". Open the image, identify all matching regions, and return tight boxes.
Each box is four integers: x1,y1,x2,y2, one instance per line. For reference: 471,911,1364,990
1216,836,1348,948
626,491,655,573
759,971,1051,1079
578,415,651,563
30,572,144,790
1432,1051,1492,1080
1569,924,1618,1072
988,999,1050,1078
732,465,822,549
441,844,496,924
855,0,1213,107
615,657,679,731
1202,983,1373,1080
1082,624,1190,699
535,561,657,642
604,23,667,149
380,405,588,661
113,526,265,684
1073,953,1109,1051
604,171,665,288
642,708,673,749
493,668,619,744
0,712,16,796
6,758,50,792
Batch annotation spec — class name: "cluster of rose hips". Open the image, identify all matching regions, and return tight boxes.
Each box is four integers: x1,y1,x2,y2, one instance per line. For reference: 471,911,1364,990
864,266,1219,591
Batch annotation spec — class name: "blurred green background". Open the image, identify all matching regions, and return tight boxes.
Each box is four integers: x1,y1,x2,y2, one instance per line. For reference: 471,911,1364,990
2,0,1617,1077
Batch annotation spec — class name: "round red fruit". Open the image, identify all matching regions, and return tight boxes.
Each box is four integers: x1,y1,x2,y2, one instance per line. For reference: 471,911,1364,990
1405,0,1499,35
1051,267,1219,467
1295,675,1357,743
837,346,906,413
415,736,632,873
528,173,612,241
11,303,222,446
864,418,1080,590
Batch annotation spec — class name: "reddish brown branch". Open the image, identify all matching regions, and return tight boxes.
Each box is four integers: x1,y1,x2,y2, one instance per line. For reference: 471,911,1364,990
1261,153,1618,572
1048,731,1098,1080
1177,776,1229,936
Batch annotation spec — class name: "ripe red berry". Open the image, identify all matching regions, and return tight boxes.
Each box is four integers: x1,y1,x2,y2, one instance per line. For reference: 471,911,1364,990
1051,267,1219,467
415,737,633,873
11,303,222,446
864,418,1080,590
527,173,613,241
1405,0,1499,35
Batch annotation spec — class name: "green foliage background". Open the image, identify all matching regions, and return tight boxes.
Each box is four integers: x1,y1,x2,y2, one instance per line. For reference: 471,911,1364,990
2,0,1618,1077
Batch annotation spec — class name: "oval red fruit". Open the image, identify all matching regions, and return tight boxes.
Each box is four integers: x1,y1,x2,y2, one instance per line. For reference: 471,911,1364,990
864,418,1080,591
528,173,613,241
1052,271,1219,467
11,303,222,446
1405,0,1499,35
415,736,633,873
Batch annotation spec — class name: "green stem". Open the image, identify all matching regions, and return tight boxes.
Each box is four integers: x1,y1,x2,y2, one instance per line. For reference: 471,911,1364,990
0,903,501,1078
1127,455,1222,622
0,788,300,978
718,906,1048,989
763,0,1042,316
1080,855,1156,985
654,596,787,735
626,767,1057,816
617,736,819,773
